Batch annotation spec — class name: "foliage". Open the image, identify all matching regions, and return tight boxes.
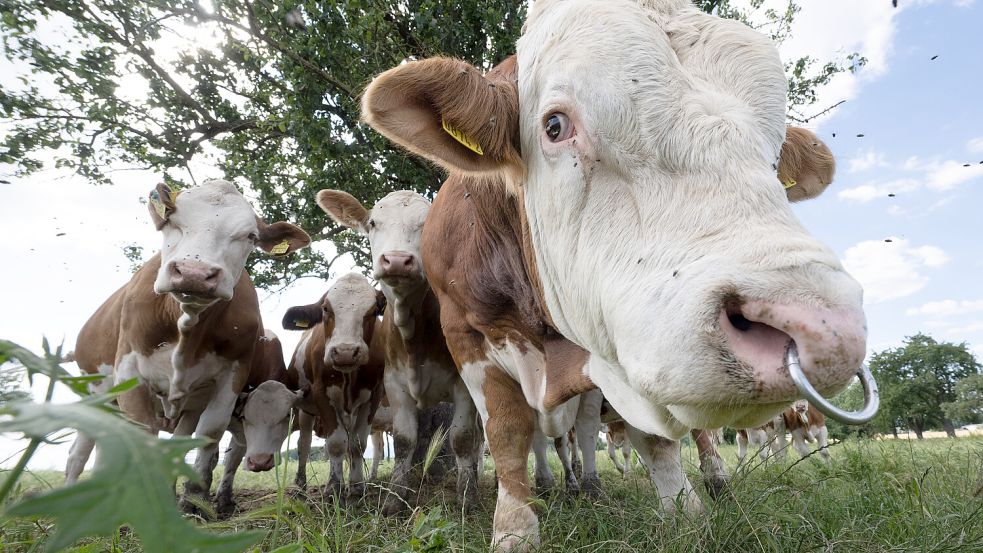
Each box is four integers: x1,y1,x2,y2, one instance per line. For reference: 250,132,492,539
868,333,981,438
0,0,860,288
397,508,455,553
0,339,262,552
942,373,983,425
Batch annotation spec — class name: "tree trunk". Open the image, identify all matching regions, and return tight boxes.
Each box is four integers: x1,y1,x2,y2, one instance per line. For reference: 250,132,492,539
910,420,925,440
891,426,898,439
941,417,957,438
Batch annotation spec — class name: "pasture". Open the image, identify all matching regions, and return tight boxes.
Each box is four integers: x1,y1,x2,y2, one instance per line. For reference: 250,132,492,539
4,437,981,552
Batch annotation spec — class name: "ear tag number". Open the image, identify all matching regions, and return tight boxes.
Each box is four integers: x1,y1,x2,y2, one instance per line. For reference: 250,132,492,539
149,190,168,221
270,239,291,256
782,178,798,190
442,119,484,155
294,320,309,328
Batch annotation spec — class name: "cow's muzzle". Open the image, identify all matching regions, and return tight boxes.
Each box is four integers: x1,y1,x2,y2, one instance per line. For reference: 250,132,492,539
787,343,879,425
246,453,274,472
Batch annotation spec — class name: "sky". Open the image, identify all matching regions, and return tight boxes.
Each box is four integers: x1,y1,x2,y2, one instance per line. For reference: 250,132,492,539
1,0,982,470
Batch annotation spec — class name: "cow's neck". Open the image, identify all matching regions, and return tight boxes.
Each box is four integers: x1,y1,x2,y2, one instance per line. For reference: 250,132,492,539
381,280,429,342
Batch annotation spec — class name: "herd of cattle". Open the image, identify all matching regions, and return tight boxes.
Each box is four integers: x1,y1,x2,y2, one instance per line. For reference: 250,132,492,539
56,1,876,550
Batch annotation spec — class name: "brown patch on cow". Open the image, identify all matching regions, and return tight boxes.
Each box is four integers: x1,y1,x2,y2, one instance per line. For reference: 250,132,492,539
483,365,535,502
316,190,370,230
362,55,523,180
778,127,835,203
542,333,595,409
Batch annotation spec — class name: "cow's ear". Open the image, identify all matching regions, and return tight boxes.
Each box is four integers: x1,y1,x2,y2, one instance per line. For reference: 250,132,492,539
148,183,178,230
374,289,387,317
282,303,323,331
778,127,835,203
256,219,311,256
361,55,522,179
316,190,370,233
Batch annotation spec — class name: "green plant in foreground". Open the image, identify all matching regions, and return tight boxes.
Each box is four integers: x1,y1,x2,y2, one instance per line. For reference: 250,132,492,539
0,339,263,552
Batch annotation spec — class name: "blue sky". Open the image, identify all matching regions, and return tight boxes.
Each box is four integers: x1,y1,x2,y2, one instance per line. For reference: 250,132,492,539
791,0,983,359
0,0,980,468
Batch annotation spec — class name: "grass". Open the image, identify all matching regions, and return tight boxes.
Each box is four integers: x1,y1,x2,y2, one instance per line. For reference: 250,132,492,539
2,437,981,552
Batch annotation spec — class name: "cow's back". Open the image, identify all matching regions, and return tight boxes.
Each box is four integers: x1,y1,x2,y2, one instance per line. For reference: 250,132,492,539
74,283,128,376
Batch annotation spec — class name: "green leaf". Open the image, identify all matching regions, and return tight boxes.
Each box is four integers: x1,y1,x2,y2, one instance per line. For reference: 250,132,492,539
0,339,88,395
0,398,263,553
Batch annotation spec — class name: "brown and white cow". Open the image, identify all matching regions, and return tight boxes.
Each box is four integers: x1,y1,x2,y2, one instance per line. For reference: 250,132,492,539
736,416,784,465
316,190,484,514
361,1,867,548
781,400,831,463
214,330,305,515
110,179,309,512
604,422,633,476
282,272,387,498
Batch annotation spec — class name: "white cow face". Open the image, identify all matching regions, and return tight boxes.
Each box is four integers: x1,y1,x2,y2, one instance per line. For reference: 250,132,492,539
241,380,304,472
282,273,385,372
150,179,311,304
315,190,431,293
360,0,867,438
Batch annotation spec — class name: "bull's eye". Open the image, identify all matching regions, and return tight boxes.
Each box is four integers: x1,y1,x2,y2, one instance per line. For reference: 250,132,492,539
545,113,573,142
247,232,259,242
368,219,376,229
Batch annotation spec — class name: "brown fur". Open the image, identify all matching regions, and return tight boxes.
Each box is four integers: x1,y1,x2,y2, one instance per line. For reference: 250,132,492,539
778,127,836,203
782,402,826,433
362,56,523,179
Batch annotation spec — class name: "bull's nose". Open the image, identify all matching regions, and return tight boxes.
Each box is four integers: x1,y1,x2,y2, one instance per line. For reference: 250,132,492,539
168,260,221,294
246,453,274,472
720,298,867,400
379,251,417,277
328,343,362,368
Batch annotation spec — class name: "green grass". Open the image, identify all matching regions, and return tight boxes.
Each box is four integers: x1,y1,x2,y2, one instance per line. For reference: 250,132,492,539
3,437,982,552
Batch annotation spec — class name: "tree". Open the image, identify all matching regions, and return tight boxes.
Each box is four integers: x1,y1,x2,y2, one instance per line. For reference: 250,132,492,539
942,373,983,425
0,0,861,287
869,334,981,439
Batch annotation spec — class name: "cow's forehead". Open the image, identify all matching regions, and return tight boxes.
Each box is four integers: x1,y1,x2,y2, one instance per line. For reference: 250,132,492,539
243,381,294,420
172,179,255,223
326,273,376,311
370,190,430,224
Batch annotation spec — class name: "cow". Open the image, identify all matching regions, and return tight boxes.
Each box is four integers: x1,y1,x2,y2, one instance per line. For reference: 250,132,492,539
736,416,784,465
214,330,305,515
369,396,393,480
360,1,868,548
109,179,310,513
781,400,831,463
281,272,387,499
315,190,485,514
604,422,633,476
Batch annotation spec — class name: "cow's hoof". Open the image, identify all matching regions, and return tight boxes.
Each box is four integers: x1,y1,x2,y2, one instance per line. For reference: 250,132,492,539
178,496,211,520
215,499,236,518
534,474,556,495
580,474,602,498
381,494,407,516
704,476,729,500
564,476,581,496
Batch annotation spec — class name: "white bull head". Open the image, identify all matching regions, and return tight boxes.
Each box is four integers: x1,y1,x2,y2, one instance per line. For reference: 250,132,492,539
240,381,305,472
150,179,310,306
360,0,867,438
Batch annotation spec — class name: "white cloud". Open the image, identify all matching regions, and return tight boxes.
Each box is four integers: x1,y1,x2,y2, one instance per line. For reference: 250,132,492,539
906,299,983,317
923,160,983,190
842,239,949,304
837,178,919,203
849,150,890,173
967,137,983,155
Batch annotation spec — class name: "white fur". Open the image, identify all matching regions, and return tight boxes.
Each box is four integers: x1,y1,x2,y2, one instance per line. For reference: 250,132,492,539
323,273,378,365
515,0,865,435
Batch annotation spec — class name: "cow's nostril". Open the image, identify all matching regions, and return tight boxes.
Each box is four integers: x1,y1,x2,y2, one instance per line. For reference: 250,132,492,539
724,299,752,332
205,268,220,282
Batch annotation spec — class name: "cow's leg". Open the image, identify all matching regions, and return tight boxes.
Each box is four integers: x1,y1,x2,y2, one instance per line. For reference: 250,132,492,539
481,368,538,552
532,427,557,493
450,379,483,511
814,425,831,463
753,429,770,463
382,375,417,516
790,428,812,459
574,389,603,496
215,419,246,517
370,429,385,480
64,433,96,486
607,435,626,475
736,430,749,465
294,410,314,490
552,433,579,494
347,403,372,500
771,417,788,462
322,410,346,499
691,428,728,499
182,370,238,515
568,429,583,480
625,425,702,515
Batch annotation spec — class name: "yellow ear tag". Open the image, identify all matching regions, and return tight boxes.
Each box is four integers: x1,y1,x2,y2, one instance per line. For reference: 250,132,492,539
270,239,290,256
442,119,483,155
294,320,309,328
150,190,168,220
782,178,797,190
